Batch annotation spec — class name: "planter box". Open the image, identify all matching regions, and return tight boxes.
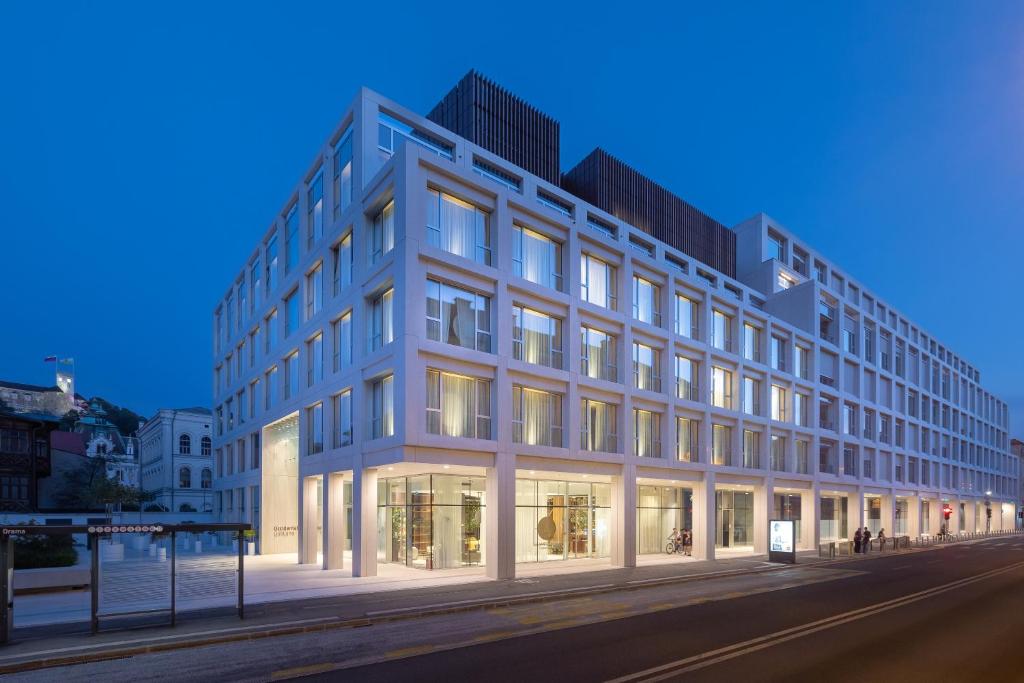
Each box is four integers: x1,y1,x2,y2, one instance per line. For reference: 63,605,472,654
14,566,91,594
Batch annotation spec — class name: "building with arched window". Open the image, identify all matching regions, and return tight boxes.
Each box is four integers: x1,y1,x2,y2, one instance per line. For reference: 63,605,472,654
138,407,214,515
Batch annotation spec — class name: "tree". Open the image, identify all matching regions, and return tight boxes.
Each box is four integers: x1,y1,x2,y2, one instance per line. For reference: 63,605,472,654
59,409,80,432
90,397,146,436
53,454,154,511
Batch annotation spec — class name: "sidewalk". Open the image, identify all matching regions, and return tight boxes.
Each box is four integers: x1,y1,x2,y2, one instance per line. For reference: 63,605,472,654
1,534,996,674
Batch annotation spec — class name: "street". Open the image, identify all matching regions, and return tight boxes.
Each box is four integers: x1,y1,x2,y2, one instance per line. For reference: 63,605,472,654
8,536,1024,681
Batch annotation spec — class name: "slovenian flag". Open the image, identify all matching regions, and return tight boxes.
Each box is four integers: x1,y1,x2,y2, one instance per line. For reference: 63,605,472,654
44,356,57,362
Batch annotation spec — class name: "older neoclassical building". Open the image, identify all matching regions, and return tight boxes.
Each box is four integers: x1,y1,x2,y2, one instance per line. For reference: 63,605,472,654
212,71,1019,579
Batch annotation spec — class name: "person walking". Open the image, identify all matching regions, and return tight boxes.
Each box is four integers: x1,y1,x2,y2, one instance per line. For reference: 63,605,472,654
877,528,887,551
862,528,872,553
853,527,863,554
682,529,693,556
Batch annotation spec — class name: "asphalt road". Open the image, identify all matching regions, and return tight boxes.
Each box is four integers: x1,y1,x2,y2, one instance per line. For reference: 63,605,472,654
10,537,1024,682
326,537,1024,683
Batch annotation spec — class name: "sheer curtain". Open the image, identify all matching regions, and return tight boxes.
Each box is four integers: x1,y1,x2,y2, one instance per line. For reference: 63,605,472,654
635,278,654,323
522,388,554,446
586,256,607,307
441,373,474,438
635,410,653,457
522,310,551,367
440,193,476,260
522,229,552,287
445,293,476,349
381,376,394,437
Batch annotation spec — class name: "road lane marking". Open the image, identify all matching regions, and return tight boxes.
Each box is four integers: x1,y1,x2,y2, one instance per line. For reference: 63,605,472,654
607,560,1024,682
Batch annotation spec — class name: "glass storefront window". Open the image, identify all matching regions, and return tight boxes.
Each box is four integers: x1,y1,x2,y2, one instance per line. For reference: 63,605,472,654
715,490,753,548
637,486,693,554
819,495,849,541
514,479,611,563
773,493,802,545
376,474,486,569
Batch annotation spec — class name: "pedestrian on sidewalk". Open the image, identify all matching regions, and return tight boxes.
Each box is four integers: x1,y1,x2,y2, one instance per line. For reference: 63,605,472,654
862,528,872,553
853,527,863,554
877,528,887,550
682,529,692,556
668,527,681,553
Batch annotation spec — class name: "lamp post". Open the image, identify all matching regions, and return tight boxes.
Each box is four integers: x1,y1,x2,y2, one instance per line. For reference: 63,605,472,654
985,491,992,533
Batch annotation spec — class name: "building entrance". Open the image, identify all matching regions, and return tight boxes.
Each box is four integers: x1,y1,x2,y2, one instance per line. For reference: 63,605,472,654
715,490,753,548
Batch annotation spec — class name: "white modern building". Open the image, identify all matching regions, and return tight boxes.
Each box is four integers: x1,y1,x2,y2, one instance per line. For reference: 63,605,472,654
138,408,214,513
212,71,1019,580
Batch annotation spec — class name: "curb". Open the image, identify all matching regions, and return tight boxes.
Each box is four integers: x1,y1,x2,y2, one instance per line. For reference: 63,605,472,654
0,534,1014,674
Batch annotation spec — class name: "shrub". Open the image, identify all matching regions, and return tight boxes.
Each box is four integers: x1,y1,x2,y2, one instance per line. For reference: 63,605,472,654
13,532,78,569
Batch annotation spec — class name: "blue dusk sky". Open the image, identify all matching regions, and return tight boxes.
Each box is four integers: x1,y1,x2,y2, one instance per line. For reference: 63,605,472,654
1,2,1022,435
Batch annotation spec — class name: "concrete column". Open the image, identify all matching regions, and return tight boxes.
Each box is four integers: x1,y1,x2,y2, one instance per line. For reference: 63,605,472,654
855,488,866,532
485,453,515,580
323,472,346,570
351,466,378,577
692,471,716,560
298,476,319,564
905,497,919,538
929,498,943,535
753,479,773,554
801,486,819,551
612,462,638,568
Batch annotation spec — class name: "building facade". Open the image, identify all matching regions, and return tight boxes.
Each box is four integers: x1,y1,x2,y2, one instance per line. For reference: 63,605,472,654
212,76,1019,579
73,400,140,488
0,380,73,417
0,409,57,513
138,408,214,513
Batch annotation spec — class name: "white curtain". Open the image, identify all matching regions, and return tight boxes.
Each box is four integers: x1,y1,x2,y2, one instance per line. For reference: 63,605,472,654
585,256,608,307
381,376,394,437
441,373,474,438
522,228,552,287
522,309,551,367
522,388,555,446
635,278,654,324
446,293,475,349
515,506,537,563
382,290,394,345
440,193,476,259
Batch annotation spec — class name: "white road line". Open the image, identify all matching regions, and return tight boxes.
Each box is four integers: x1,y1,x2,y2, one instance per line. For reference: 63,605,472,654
606,560,1024,683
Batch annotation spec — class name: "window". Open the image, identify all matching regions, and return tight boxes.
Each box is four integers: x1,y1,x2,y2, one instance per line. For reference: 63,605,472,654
842,314,857,354
473,157,521,191
513,306,562,369
512,386,563,447
332,128,353,219
513,225,562,290
378,111,453,159
675,294,698,339
307,171,323,249
306,333,323,387
266,234,279,294
332,312,352,372
712,366,733,409
370,287,394,351
284,352,299,400
795,392,809,427
794,346,810,380
332,233,353,295
178,434,191,455
770,337,787,372
632,275,661,326
201,468,212,489
333,389,352,447
425,370,491,439
285,204,299,274
777,272,796,290
426,280,491,352
743,430,760,468
633,342,661,392
771,435,786,471
580,253,617,309
743,323,761,362
767,230,786,263
249,379,258,418
771,385,788,422
796,440,809,474
265,309,278,354
712,310,733,352
792,248,808,276
285,290,299,337
675,355,698,401
306,264,323,319
843,403,857,436
712,424,731,466
427,189,491,265
306,402,323,455
371,375,394,439
249,258,261,316
742,377,760,416
264,366,278,410
371,200,395,263
676,417,698,462
179,467,191,489
201,436,211,456
581,326,617,382
581,399,617,452
633,409,661,458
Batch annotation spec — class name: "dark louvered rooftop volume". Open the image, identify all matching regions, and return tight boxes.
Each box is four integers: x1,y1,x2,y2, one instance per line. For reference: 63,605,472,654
428,70,561,186
562,148,736,278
